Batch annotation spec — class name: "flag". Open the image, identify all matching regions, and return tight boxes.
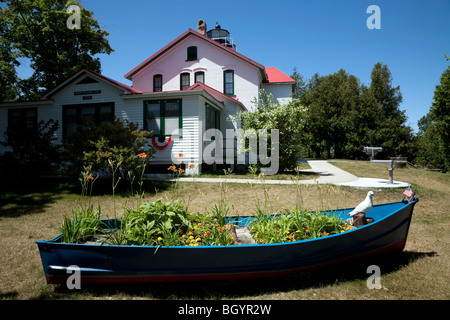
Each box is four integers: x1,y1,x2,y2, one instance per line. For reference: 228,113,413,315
403,187,413,197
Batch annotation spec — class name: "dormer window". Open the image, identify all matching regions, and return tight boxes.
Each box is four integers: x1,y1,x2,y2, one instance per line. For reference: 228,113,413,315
153,74,163,92
187,46,197,61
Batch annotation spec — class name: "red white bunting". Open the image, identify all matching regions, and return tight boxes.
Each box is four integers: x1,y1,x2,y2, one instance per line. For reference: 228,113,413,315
151,136,172,150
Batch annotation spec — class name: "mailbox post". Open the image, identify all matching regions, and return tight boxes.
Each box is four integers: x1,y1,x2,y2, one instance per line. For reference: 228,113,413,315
370,159,394,184
363,146,393,184
363,146,383,160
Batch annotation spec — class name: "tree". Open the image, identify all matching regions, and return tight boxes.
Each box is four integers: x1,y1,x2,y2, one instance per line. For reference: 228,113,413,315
415,65,450,170
293,63,412,159
368,62,412,158
233,90,307,172
0,9,20,101
291,67,307,100
0,0,113,101
414,113,447,170
299,69,361,158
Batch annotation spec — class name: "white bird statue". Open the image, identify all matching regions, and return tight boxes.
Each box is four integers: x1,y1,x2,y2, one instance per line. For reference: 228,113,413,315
348,191,374,216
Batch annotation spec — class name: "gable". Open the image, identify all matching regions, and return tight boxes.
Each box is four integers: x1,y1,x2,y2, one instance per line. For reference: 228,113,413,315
76,76,99,85
42,68,141,100
124,29,267,82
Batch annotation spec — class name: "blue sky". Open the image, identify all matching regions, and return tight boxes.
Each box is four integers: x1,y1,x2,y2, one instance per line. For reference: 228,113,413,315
17,0,450,132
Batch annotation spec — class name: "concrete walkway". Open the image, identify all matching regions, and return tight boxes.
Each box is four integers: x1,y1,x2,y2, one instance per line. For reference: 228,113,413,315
144,160,410,189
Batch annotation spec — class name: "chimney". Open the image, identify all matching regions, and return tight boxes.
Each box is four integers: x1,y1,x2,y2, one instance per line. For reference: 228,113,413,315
197,19,207,35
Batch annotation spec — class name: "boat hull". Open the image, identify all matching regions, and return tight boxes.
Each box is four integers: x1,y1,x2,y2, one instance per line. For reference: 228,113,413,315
36,200,418,284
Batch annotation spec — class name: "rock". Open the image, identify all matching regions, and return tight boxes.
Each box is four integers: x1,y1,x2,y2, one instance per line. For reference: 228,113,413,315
235,226,256,244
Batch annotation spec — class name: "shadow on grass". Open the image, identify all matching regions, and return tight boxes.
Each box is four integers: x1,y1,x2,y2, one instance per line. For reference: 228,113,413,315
36,250,437,300
0,178,73,218
200,169,320,181
0,177,172,218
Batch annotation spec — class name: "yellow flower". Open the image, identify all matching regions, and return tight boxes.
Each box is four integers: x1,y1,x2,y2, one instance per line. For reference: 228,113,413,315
157,237,163,241
189,235,194,240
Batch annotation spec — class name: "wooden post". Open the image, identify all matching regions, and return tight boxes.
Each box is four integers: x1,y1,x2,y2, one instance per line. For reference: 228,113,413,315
353,213,367,227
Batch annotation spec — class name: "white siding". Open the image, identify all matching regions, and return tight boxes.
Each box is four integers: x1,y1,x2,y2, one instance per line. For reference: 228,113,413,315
262,83,293,105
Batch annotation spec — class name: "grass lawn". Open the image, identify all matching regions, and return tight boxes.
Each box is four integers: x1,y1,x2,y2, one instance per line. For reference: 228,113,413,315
199,162,319,180
0,161,448,300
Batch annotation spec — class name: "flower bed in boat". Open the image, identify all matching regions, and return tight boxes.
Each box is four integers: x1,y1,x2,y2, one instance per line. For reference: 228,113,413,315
58,199,352,246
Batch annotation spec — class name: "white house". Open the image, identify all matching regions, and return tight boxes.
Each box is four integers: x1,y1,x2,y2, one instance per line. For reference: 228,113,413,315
0,20,295,174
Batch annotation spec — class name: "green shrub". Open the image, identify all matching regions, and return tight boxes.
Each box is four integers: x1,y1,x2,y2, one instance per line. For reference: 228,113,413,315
121,199,191,246
250,209,348,244
58,205,101,243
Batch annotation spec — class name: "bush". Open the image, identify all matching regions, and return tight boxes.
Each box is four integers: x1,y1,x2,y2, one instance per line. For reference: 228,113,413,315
0,119,61,179
62,118,154,182
232,90,306,172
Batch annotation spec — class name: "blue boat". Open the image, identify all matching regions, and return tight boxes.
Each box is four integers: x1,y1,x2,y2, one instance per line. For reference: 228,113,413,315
36,198,418,284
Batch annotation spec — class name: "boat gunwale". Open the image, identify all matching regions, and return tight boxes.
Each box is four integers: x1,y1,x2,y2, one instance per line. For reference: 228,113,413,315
35,199,417,250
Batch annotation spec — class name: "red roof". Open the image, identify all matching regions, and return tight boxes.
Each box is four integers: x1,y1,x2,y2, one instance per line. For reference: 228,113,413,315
124,29,267,81
186,82,247,110
87,68,142,94
265,67,295,84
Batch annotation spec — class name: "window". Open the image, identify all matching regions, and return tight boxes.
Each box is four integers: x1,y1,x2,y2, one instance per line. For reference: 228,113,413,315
195,71,205,84
62,102,114,138
144,99,182,136
187,46,197,61
6,108,37,145
205,104,220,130
180,73,190,90
224,70,234,95
7,108,37,143
8,108,37,132
153,74,163,92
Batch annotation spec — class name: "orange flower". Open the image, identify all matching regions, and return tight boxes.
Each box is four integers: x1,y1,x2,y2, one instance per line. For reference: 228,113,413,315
178,153,184,158
137,152,147,159
86,174,94,180
178,168,185,174
188,164,196,170
168,165,177,172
